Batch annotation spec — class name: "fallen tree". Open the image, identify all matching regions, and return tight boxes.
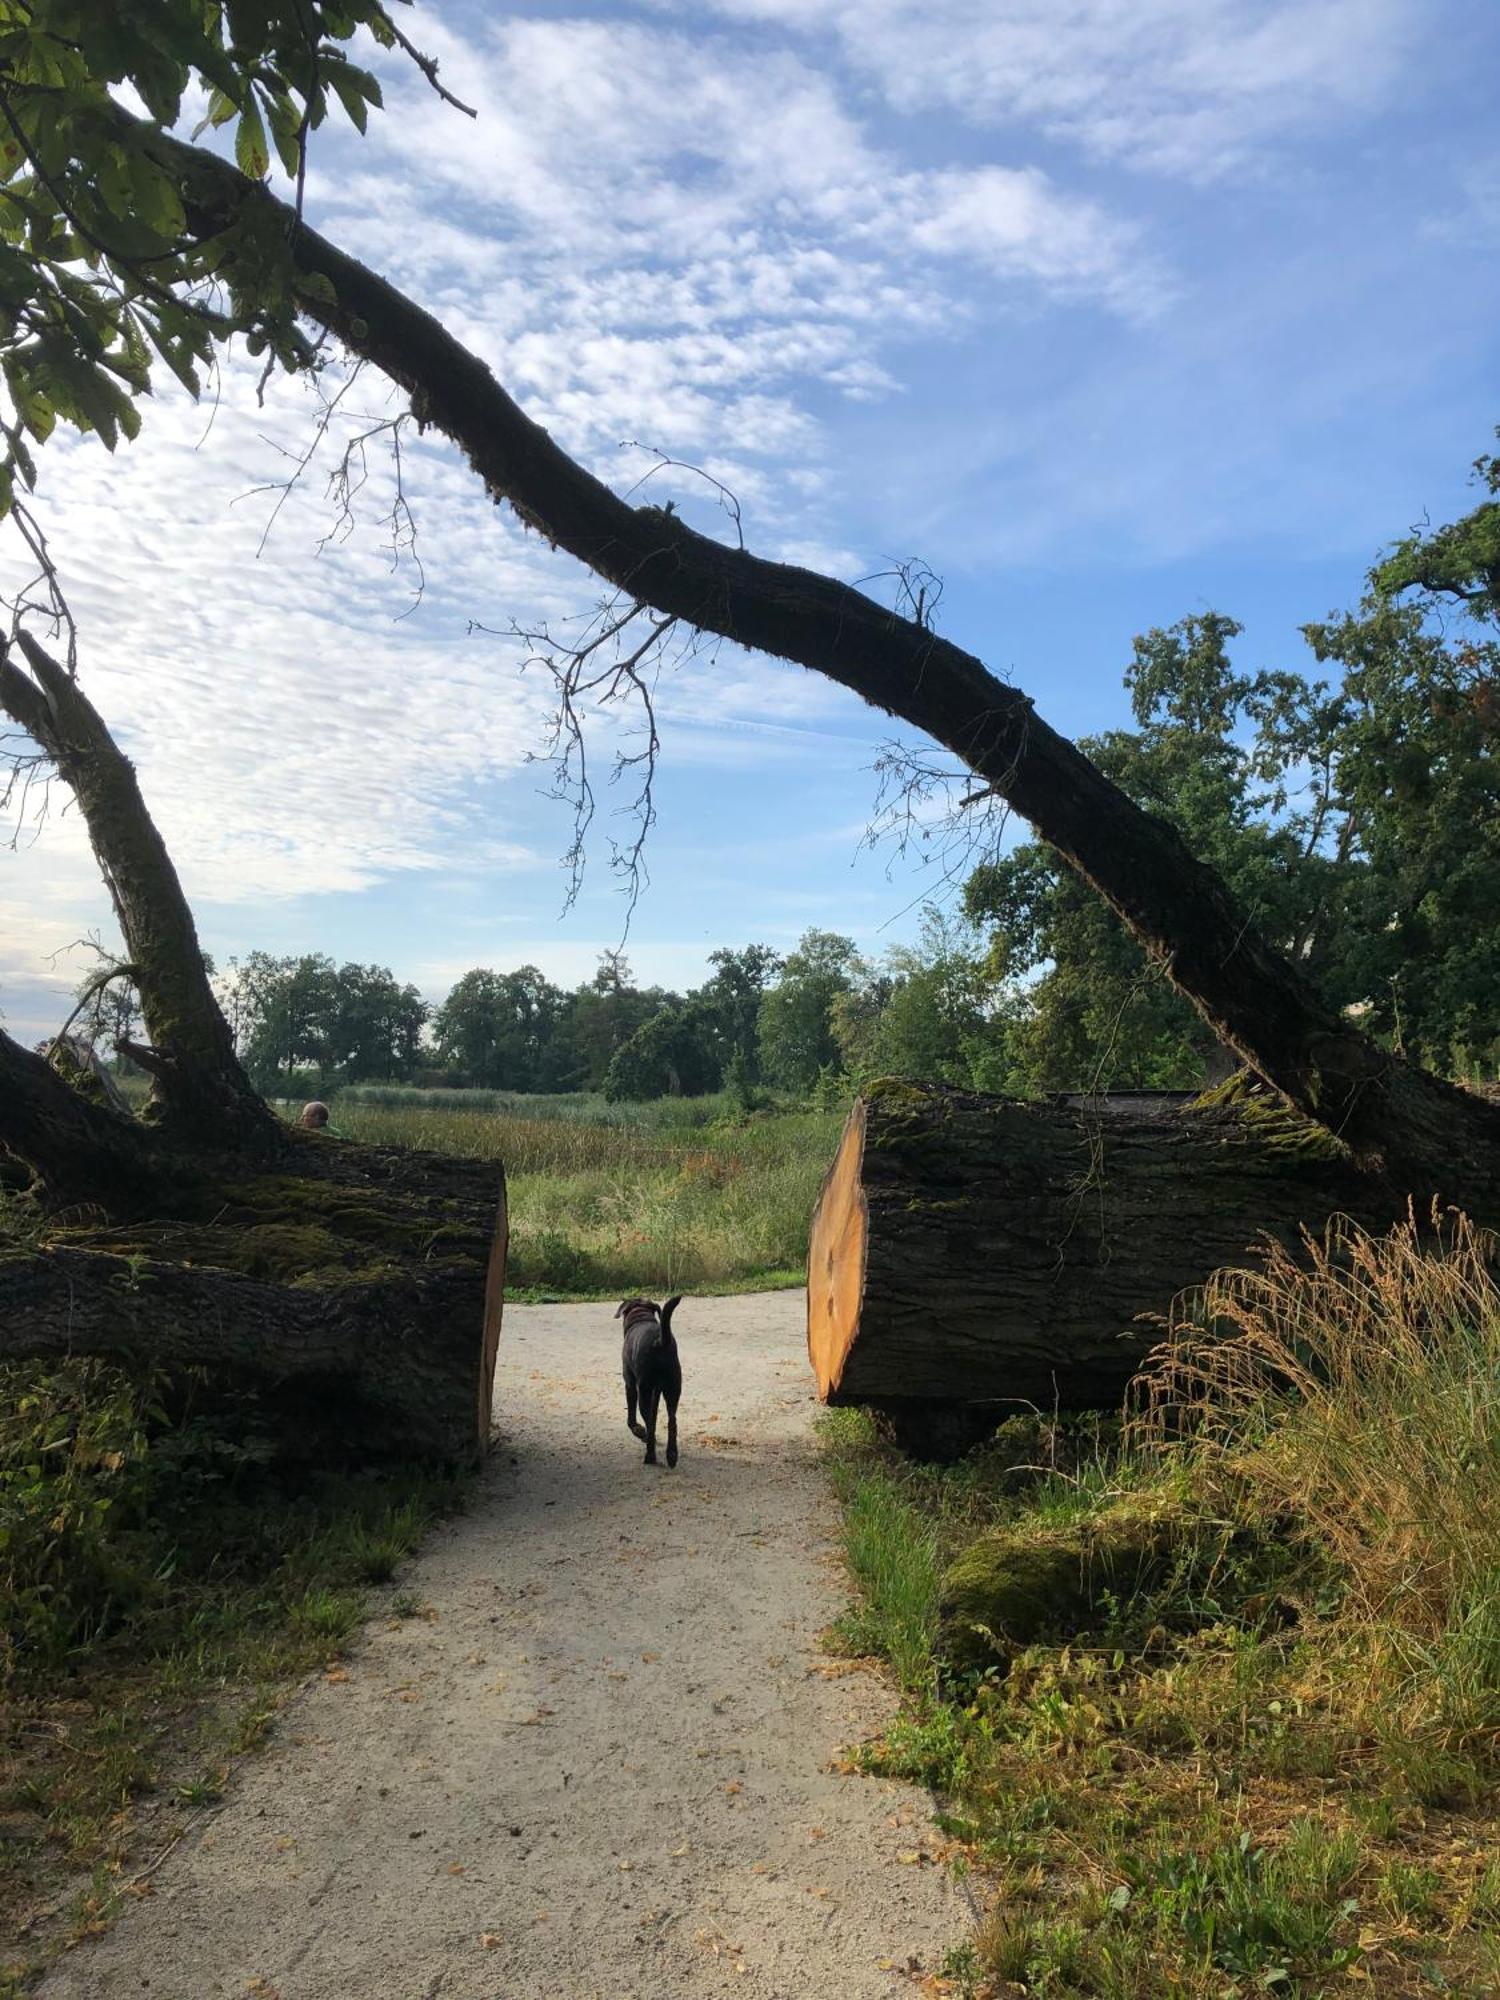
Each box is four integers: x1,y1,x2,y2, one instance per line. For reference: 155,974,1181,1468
4,52,1499,1200
112,106,1500,1207
806,1079,1405,1454
4,29,1500,1457
0,1140,508,1460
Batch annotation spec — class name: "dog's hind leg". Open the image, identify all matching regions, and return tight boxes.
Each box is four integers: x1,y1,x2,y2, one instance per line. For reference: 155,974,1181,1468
625,1376,646,1440
641,1387,660,1466
664,1381,680,1468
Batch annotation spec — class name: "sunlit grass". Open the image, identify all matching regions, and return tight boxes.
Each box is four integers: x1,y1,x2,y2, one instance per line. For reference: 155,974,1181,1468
327,1095,842,1295
822,1211,1500,1997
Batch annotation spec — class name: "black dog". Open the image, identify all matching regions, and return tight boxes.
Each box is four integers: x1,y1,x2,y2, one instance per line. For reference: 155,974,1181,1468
616,1295,683,1467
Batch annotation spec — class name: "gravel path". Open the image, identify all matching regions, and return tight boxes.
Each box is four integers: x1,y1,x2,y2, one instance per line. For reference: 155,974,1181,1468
43,1292,968,1998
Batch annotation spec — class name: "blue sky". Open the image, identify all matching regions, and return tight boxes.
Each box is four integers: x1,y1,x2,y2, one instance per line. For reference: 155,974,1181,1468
3,0,1498,1041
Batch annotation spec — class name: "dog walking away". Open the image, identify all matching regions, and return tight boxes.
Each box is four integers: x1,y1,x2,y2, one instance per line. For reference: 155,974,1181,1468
616,1295,683,1467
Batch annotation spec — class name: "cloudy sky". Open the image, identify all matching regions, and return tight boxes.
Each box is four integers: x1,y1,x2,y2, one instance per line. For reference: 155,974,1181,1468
3,0,1498,1041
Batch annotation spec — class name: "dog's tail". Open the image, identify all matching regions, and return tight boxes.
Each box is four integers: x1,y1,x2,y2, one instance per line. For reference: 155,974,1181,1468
661,1294,683,1333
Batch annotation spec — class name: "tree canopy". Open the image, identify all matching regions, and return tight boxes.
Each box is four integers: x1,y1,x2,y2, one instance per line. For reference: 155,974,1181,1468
964,578,1500,1087
0,0,421,512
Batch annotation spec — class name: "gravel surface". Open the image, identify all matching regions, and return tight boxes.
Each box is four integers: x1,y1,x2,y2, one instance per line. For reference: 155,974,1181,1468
42,1291,968,1999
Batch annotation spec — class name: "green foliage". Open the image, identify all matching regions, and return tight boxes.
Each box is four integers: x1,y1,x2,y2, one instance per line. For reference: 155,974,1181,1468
965,566,1500,1086
704,943,781,1083
830,905,1007,1089
603,999,722,1101
1301,599,1500,1072
756,928,859,1091
0,1360,156,1674
220,950,427,1089
0,0,414,510
1374,431,1500,625
563,953,680,1091
430,964,571,1092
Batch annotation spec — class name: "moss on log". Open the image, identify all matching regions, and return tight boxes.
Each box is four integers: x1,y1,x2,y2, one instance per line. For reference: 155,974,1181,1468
936,1494,1194,1673
0,1135,507,1464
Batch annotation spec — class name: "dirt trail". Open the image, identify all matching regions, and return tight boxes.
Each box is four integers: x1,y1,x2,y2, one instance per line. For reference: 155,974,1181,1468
42,1292,968,1999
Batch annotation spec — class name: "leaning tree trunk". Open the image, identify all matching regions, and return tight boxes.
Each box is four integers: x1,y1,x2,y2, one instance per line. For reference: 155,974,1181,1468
807,1079,1414,1455
118,106,1500,1201
0,631,279,1152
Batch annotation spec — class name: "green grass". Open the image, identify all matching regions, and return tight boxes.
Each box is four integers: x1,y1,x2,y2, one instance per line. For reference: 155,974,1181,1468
322,1093,842,1297
0,1357,466,1976
820,1210,1500,1998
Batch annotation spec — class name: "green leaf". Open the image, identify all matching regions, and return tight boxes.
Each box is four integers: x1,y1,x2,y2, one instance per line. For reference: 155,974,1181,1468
328,61,382,134
125,151,187,242
96,145,134,221
193,87,241,140
265,92,305,180
298,270,337,310
235,94,271,180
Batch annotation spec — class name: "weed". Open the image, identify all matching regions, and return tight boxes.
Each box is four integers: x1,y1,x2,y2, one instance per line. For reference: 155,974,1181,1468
174,1770,226,1808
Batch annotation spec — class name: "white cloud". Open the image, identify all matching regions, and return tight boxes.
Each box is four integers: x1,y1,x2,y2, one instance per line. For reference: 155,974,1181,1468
310,13,1161,471
668,0,1417,179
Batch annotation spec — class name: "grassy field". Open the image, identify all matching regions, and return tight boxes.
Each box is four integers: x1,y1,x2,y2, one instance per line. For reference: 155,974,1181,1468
822,1210,1500,1998
325,1087,843,1298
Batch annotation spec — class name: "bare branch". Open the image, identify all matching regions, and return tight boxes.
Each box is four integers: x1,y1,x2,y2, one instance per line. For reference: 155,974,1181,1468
380,15,479,118
619,444,745,551
238,363,426,611
472,593,701,932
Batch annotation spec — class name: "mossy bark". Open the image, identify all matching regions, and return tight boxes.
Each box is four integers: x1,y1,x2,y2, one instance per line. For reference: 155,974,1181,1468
936,1494,1203,1674
0,1027,173,1211
0,1139,508,1463
807,1079,1419,1442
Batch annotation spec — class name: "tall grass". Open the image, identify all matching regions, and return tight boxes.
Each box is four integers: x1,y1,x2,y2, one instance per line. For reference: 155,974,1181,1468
822,1212,1500,1997
328,1095,841,1295
1138,1205,1500,1744
335,1085,752,1129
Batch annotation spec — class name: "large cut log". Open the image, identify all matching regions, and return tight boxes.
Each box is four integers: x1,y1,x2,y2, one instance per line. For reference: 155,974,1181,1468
806,1078,1403,1454
0,1137,508,1464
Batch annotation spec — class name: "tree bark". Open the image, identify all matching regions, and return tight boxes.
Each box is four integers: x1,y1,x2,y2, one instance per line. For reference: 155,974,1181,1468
807,1080,1410,1448
0,632,279,1152
118,112,1500,1197
0,1026,170,1210
0,1140,508,1463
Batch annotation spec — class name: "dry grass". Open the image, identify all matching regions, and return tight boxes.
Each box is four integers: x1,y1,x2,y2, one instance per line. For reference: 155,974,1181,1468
1137,1205,1500,1751
823,1210,1500,1997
